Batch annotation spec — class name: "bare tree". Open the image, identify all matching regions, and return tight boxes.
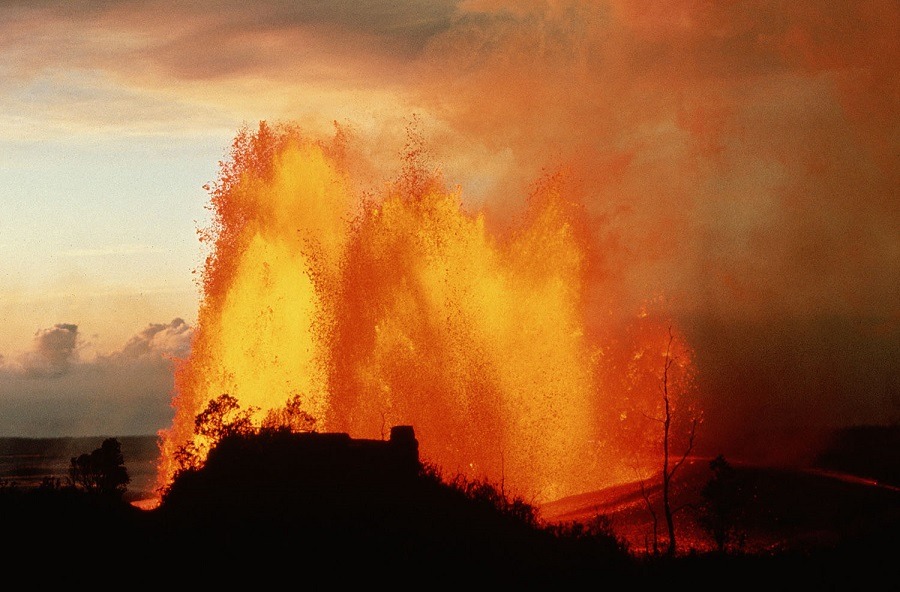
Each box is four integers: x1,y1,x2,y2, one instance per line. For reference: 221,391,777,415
660,326,698,556
640,326,699,557
636,469,659,555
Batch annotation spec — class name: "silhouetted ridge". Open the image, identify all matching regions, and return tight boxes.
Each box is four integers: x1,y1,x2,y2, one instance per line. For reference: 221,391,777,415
2,429,894,586
155,426,629,580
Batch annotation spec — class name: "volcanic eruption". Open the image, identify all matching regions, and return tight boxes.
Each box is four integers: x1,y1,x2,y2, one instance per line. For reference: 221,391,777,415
155,120,699,504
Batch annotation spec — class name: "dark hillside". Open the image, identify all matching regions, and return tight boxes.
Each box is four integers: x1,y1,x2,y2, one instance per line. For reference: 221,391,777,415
152,427,631,582
2,427,897,586
813,424,900,487
542,457,900,556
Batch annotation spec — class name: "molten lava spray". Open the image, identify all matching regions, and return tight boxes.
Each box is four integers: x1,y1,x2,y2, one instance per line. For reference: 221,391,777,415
156,121,698,503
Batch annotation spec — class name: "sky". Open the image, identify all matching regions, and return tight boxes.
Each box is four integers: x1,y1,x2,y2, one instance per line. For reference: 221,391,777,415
0,1,897,449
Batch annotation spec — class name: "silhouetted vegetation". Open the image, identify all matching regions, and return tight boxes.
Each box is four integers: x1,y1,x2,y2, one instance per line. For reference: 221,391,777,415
698,455,747,553
260,392,318,432
69,437,130,498
1,438,147,577
152,427,633,582
173,393,257,472
0,420,896,586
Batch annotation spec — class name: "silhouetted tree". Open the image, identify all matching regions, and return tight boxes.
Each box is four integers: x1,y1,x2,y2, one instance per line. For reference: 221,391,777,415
640,326,699,557
174,393,258,473
661,329,697,556
699,454,745,553
637,470,660,555
38,476,64,491
260,393,317,433
195,393,257,441
69,438,130,497
448,472,539,526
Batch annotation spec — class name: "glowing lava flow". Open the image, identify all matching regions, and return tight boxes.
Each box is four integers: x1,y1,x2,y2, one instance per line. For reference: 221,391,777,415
155,121,698,503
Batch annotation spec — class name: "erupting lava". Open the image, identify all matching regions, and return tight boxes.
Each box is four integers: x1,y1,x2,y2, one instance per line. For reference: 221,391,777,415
155,121,699,503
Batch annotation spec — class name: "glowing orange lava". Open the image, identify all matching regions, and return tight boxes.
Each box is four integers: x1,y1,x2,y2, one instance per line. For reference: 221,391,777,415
155,121,699,504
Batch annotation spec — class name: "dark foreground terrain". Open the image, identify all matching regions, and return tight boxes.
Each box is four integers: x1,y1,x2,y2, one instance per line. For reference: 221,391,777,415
542,431,900,556
0,434,159,500
1,425,897,587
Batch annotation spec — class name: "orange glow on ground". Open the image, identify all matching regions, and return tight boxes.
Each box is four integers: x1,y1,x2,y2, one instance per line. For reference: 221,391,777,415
131,498,161,511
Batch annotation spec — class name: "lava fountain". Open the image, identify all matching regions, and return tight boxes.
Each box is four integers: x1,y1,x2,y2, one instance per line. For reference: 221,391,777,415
155,121,699,503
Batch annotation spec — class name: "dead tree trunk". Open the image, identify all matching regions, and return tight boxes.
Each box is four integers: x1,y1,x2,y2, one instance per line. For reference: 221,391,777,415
638,472,659,555
662,338,676,556
660,326,697,557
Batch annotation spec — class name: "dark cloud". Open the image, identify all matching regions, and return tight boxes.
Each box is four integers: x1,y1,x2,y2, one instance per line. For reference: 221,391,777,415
2,0,459,82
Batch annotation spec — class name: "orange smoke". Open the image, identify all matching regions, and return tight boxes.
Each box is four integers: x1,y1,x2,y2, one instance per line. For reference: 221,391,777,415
156,121,699,503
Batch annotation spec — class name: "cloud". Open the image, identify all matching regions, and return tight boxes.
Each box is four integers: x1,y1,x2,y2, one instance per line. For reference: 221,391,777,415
0,319,193,437
100,318,193,363
0,2,456,142
0,1,457,119
18,323,80,378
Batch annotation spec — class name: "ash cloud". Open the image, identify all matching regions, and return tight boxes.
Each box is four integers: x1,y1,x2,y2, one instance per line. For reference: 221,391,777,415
405,0,900,459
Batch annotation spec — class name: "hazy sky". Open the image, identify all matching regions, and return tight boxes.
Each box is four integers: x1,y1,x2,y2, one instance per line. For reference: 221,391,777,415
1,1,897,445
